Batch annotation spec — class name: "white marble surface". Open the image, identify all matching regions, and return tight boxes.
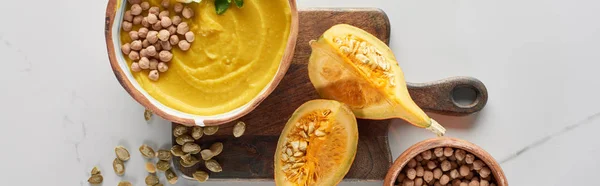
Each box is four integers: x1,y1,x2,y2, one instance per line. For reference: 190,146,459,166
1,0,600,185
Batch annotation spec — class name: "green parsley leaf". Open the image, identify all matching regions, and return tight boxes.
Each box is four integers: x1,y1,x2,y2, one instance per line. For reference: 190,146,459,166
234,0,243,8
215,0,231,15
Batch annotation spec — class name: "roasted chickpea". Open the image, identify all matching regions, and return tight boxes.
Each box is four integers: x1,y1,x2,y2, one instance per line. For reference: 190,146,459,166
128,51,140,61
159,11,170,19
147,14,158,24
178,40,190,51
182,7,194,19
168,25,177,35
130,4,142,15
176,22,189,35
158,51,173,62
169,35,179,45
139,57,150,69
124,10,133,22
146,45,157,57
138,27,149,38
185,31,195,42
158,30,170,41
131,62,141,72
160,40,172,50
130,40,143,51
161,17,172,28
148,70,159,81
158,62,168,72
121,43,131,55
171,16,181,26
149,6,160,16
173,3,183,13
140,1,150,10
122,21,133,31
129,31,139,40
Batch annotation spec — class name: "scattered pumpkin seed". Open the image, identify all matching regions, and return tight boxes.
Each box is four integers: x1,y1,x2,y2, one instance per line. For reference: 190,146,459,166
145,174,159,185
200,149,214,160
233,121,246,137
165,168,179,184
90,166,101,175
157,149,172,161
114,146,130,161
87,174,103,184
144,109,153,121
156,160,170,171
180,155,199,167
182,143,201,154
203,126,219,135
209,142,223,156
171,145,185,157
193,170,209,182
191,126,203,140
113,158,125,176
139,144,156,159
175,134,194,145
145,162,156,173
173,125,188,137
205,159,223,172
117,181,132,186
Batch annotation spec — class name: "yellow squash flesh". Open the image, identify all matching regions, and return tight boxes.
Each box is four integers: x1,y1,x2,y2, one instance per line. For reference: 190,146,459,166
274,99,358,186
308,24,445,136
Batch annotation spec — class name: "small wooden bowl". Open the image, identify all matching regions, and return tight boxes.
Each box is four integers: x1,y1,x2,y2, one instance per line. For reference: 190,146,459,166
104,0,299,126
384,137,508,186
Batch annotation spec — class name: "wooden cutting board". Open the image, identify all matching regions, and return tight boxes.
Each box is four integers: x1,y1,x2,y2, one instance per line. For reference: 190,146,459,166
172,8,488,182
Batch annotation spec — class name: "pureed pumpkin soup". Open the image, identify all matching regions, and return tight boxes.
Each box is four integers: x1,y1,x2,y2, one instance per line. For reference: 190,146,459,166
120,0,292,115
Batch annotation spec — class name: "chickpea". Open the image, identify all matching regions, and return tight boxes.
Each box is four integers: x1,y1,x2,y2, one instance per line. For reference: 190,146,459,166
426,160,437,170
161,0,170,8
441,160,452,171
455,150,466,161
131,4,142,15
161,40,172,50
421,150,433,160
130,40,142,51
171,16,181,25
152,21,163,31
472,160,484,171
121,43,131,55
139,57,150,69
168,25,177,35
139,48,148,57
138,27,149,38
177,22,189,35
178,40,190,51
403,180,414,186
142,39,150,48
173,3,183,13
480,180,489,186
397,173,406,183
159,50,173,62
406,168,416,180
158,30,170,41
465,170,474,179
131,62,141,72
479,167,491,178
182,7,194,19
129,31,139,40
124,10,133,22
158,62,168,72
133,15,143,25
149,7,160,16
154,42,162,51
147,14,158,24
434,148,444,158
450,169,459,179
122,21,133,31
161,17,172,28
407,159,417,168
140,1,150,10
423,171,433,183
415,155,423,162
146,45,157,57
465,154,475,164
414,178,423,186
444,147,454,157
433,168,442,179
185,31,195,42
149,59,159,70
440,174,450,185
148,70,159,81
159,11,170,19
169,35,179,45
416,166,424,177
459,165,470,176
128,51,140,60
141,17,150,28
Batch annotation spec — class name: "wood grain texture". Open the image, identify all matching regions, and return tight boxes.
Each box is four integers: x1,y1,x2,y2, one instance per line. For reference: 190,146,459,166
171,8,488,182
383,137,508,186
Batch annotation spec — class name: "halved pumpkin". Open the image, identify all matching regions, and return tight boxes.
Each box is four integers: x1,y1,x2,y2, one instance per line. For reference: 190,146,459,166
274,99,358,186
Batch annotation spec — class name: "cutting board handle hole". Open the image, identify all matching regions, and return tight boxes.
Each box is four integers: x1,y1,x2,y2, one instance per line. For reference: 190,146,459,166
451,86,479,108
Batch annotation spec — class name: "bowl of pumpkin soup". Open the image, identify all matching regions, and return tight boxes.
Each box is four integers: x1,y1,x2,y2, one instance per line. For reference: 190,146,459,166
105,0,298,126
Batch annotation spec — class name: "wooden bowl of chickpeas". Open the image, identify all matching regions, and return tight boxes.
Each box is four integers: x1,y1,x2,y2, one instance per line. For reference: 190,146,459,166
384,137,508,186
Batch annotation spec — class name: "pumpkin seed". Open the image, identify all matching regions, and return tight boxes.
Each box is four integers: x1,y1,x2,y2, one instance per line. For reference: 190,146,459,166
165,168,178,184
210,142,223,156
145,162,156,173
117,181,131,186
299,141,307,151
193,170,209,182
156,160,170,171
113,158,125,176
314,129,326,137
144,109,153,121
173,125,188,137
200,149,214,160
145,174,159,185
87,174,103,184
205,159,223,172
203,126,219,135
90,166,101,175
182,143,201,154
170,145,185,157
139,144,156,159
179,157,198,167
180,154,199,167
157,149,172,161
175,134,194,145
191,126,203,140
114,146,130,161
233,121,246,137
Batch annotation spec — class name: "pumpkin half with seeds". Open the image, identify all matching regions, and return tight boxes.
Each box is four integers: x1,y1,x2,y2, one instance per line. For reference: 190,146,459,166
308,24,445,136
274,99,358,186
